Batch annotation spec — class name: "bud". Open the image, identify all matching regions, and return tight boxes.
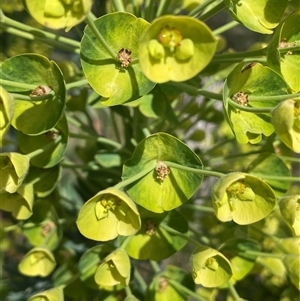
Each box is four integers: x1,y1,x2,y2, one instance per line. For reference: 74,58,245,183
175,38,195,60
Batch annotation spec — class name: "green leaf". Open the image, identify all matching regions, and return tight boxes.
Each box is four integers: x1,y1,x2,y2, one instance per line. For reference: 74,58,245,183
0,54,66,135
225,0,288,34
23,197,62,250
190,245,232,287
18,246,56,277
267,13,300,92
0,183,34,220
94,248,131,287
212,172,276,225
125,209,188,260
78,244,115,290
27,286,64,301
17,113,69,168
279,195,300,236
0,152,30,193
80,12,155,106
122,132,203,213
76,187,141,241
24,0,93,30
247,152,291,195
0,86,14,138
223,62,289,144
218,238,260,281
271,99,300,153
139,15,217,83
146,265,194,301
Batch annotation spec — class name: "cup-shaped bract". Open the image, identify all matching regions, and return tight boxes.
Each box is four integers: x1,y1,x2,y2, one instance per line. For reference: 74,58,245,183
190,245,232,287
0,183,34,220
18,246,56,277
279,195,300,236
76,187,141,241
0,152,30,193
24,0,93,30
212,172,276,225
271,99,300,153
94,248,130,287
139,15,217,83
27,286,64,301
0,86,14,138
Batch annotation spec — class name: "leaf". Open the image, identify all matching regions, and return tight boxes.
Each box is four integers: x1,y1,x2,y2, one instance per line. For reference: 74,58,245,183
76,187,141,241
0,86,14,138
122,132,203,213
17,113,69,168
80,12,155,106
139,15,217,83
212,172,277,225
125,209,189,260
0,54,66,135
0,152,30,193
223,62,289,144
24,0,93,30
225,0,288,34
190,245,232,287
267,13,300,92
18,246,56,277
27,286,64,301
247,152,291,195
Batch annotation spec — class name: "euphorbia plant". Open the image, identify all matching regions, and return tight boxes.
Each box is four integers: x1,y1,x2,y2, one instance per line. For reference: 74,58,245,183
1,1,300,301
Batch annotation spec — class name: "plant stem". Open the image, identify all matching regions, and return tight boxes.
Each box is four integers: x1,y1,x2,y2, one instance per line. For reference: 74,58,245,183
249,93,300,102
228,99,273,113
85,12,117,59
184,204,215,213
25,136,62,160
160,224,203,247
65,79,89,90
150,260,161,273
189,0,218,17
144,0,157,21
227,280,241,301
156,0,171,17
212,48,267,62
168,82,223,100
0,10,80,53
133,266,147,292
1,80,39,90
251,174,300,182
167,278,208,301
213,20,239,35
10,92,55,101
111,0,125,11
199,0,226,21
114,161,157,189
163,160,225,178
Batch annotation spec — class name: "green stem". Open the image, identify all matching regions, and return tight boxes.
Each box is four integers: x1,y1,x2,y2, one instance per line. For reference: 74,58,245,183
65,79,89,90
0,10,80,52
85,12,117,60
189,0,217,17
145,0,156,21
25,135,62,160
156,0,171,17
114,161,157,189
228,99,273,113
133,267,147,292
212,48,267,62
160,224,203,247
150,260,161,273
163,161,225,178
111,0,125,11
1,79,39,90
26,169,54,186
184,204,215,213
69,132,123,150
131,0,141,17
227,280,241,301
167,279,208,301
167,82,223,100
4,224,21,233
252,174,300,182
249,93,300,102
241,250,284,258
213,20,239,35
10,92,55,101
199,0,226,21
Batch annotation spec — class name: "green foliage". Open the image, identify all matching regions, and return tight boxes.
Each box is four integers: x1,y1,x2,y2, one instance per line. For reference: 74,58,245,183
1,1,300,301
